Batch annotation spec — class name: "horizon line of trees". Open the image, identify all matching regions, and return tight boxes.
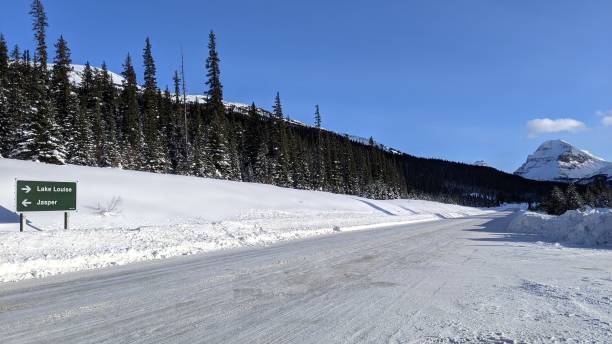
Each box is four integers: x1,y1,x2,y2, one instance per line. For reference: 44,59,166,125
0,0,560,206
541,177,611,215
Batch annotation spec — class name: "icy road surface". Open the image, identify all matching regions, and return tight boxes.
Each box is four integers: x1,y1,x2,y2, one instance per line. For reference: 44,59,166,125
1,212,611,343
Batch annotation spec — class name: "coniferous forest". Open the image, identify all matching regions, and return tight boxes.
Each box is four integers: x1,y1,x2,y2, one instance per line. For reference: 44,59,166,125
0,1,560,206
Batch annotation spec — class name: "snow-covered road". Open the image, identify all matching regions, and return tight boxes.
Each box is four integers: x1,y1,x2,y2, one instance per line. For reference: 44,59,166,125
1,212,611,343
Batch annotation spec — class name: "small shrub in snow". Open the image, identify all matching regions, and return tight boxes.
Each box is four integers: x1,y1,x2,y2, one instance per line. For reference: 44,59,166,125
90,196,123,216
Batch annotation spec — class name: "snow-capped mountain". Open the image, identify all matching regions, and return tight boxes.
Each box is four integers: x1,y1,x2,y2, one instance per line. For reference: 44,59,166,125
515,140,612,182
473,160,489,167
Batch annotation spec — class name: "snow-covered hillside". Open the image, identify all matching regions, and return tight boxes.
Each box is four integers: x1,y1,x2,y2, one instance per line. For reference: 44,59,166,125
515,139,612,182
68,64,125,87
0,158,492,282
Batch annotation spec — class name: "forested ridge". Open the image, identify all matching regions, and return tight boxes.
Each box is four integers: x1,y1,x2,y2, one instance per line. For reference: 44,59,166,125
0,0,558,206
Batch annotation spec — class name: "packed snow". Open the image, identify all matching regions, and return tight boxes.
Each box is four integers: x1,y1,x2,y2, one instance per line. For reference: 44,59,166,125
2,213,612,343
515,139,612,182
0,158,493,282
509,208,612,247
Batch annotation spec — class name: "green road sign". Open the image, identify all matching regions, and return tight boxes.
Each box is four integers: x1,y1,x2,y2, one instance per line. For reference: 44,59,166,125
16,180,77,212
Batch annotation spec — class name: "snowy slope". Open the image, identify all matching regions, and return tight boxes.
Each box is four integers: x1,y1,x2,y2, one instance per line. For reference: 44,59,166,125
515,139,612,181
0,158,493,281
67,64,125,87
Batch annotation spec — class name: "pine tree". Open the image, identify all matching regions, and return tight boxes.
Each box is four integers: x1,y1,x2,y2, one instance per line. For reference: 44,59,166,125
226,120,242,181
0,34,10,156
205,30,223,110
97,62,121,167
273,92,283,120
313,105,324,189
30,0,48,68
12,2,66,164
269,92,290,185
0,34,7,79
203,30,231,178
77,62,96,110
141,38,168,172
51,36,79,150
22,33,65,163
119,53,144,168
314,104,321,128
167,71,187,172
23,70,66,164
565,184,584,211
70,103,95,165
254,140,273,184
6,47,31,159
547,186,567,215
243,102,261,170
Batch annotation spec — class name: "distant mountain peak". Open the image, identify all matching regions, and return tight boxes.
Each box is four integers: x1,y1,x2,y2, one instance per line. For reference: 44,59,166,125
473,160,489,167
515,139,611,182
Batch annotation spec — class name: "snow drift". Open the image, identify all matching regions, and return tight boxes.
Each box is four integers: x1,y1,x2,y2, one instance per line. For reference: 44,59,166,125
0,158,492,282
508,208,612,247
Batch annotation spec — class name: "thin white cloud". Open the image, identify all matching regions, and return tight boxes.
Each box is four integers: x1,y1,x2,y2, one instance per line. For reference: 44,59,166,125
526,118,586,138
595,110,612,127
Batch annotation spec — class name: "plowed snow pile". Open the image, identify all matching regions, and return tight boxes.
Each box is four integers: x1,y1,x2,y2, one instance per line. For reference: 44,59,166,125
0,158,492,282
508,208,612,247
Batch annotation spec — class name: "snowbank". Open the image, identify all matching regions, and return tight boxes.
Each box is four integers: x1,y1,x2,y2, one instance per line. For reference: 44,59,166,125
508,208,612,247
0,159,493,282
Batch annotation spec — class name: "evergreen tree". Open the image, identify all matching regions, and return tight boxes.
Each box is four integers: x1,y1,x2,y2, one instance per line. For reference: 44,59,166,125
565,184,584,211
0,34,10,156
0,34,7,79
547,186,567,215
314,104,321,128
141,38,168,172
70,102,95,165
91,100,105,165
203,30,231,178
23,70,66,164
78,62,95,107
205,30,223,110
19,18,66,164
50,36,79,149
168,71,187,172
313,105,324,189
269,92,290,185
30,0,48,68
6,47,31,160
273,92,283,120
243,102,261,170
119,53,144,167
254,140,273,184
97,62,121,167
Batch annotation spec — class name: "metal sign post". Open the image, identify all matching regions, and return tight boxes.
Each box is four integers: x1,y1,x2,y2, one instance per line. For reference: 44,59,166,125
15,180,77,231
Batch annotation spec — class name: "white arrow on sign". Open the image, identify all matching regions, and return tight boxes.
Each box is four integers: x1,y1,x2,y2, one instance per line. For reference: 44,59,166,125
21,185,31,193
22,199,31,207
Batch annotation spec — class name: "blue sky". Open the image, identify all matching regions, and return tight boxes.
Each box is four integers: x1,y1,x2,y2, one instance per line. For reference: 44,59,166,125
2,0,612,172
